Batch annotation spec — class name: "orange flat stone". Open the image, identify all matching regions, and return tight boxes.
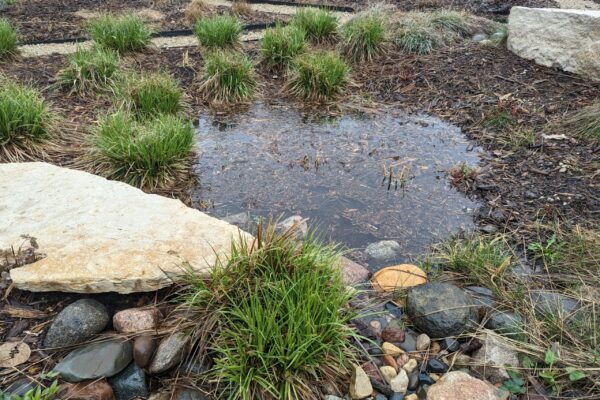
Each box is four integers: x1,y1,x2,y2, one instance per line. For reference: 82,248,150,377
371,264,427,292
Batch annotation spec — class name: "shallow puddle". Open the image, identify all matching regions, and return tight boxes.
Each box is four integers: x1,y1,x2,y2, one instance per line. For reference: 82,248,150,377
192,103,481,269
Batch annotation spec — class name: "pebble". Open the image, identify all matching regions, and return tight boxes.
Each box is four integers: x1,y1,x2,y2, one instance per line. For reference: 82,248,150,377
396,353,409,369
416,334,430,351
338,256,371,286
485,311,523,336
430,373,441,382
402,358,418,374
54,339,132,382
57,379,115,400
382,342,404,357
175,388,209,400
133,335,156,369
430,341,441,354
381,327,405,344
419,373,435,386
452,353,471,367
426,359,449,373
383,354,398,371
108,362,148,400
380,365,398,384
441,338,460,353
397,331,418,353
405,395,418,400
408,370,419,390
472,332,519,383
148,333,189,374
365,240,401,260
113,308,161,333
325,396,344,400
406,283,477,338
44,299,109,348
349,365,373,399
389,394,405,400
389,369,409,393
5,378,35,396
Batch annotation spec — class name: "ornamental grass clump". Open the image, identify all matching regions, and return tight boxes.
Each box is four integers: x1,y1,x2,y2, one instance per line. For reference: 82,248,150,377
287,51,349,101
179,221,358,400
0,18,17,57
193,15,242,49
200,51,257,103
394,10,469,54
119,72,184,118
0,79,54,161
57,46,120,92
90,111,194,189
291,8,338,42
260,24,306,70
564,100,600,142
341,9,389,63
88,14,153,53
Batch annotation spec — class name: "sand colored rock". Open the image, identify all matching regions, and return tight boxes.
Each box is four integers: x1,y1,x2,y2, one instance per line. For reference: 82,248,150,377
1,163,250,293
372,264,427,292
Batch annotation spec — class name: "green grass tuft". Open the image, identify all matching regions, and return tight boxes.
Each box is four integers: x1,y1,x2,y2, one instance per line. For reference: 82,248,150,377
118,72,184,118
394,10,469,54
260,24,306,70
341,9,389,63
0,18,17,57
180,222,358,400
287,51,349,101
564,101,600,142
58,46,120,92
88,14,153,53
0,79,54,161
90,111,194,189
200,50,257,103
291,8,338,42
193,15,242,49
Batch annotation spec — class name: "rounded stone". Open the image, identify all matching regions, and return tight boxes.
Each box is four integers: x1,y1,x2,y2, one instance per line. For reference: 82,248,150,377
148,333,189,374
54,339,133,382
406,283,477,338
416,333,431,351
133,335,157,369
44,299,109,349
372,264,427,292
365,240,401,260
108,362,148,400
113,308,161,333
485,311,523,336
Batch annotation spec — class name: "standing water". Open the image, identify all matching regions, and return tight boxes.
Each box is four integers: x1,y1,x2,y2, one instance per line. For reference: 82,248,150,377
192,104,481,269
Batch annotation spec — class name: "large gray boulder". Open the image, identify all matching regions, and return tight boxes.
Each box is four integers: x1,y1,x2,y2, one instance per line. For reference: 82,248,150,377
508,7,600,81
0,162,251,293
406,283,477,338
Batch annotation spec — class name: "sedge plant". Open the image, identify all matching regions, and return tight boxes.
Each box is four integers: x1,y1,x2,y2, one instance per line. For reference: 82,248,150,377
341,9,389,63
291,8,338,42
57,46,120,92
88,14,153,53
287,51,349,101
193,15,242,49
0,18,17,57
260,24,307,70
200,50,257,103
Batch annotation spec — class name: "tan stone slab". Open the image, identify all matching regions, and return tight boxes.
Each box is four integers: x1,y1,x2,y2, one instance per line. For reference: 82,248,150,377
1,162,250,293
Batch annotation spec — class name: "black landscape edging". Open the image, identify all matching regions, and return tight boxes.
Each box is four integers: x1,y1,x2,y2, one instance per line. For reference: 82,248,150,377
19,22,277,46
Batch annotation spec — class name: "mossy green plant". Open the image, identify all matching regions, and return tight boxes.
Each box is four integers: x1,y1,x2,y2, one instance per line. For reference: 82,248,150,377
90,111,194,189
260,24,306,70
200,50,257,103
287,51,349,101
291,8,338,42
193,15,242,49
58,46,120,92
88,14,153,53
0,18,17,57
0,79,54,161
341,9,389,63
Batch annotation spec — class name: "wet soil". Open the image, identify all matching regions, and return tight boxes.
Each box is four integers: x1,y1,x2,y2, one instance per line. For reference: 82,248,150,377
0,0,288,42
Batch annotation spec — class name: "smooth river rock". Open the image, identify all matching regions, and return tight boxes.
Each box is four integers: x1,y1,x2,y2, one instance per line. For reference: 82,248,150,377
1,162,250,293
148,333,189,374
54,339,133,382
427,371,509,400
113,308,161,333
44,299,110,349
406,283,477,338
507,7,600,81
108,362,148,400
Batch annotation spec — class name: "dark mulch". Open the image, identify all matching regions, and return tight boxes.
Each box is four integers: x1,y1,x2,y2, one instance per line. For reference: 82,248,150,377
0,0,288,43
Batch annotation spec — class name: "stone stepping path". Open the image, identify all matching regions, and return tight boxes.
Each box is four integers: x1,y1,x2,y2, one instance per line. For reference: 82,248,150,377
17,0,354,57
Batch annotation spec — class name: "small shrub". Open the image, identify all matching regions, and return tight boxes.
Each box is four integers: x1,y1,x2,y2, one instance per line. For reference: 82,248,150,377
0,79,54,161
291,8,338,42
260,24,306,69
180,222,358,400
0,18,17,57
393,10,469,54
564,101,600,142
119,72,184,118
200,51,257,103
58,46,119,91
194,15,242,49
88,14,153,53
91,111,194,189
287,51,349,101
185,0,208,24
341,10,388,63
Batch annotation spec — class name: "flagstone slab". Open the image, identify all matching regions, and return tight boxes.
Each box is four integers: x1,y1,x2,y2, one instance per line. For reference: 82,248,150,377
1,162,249,293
